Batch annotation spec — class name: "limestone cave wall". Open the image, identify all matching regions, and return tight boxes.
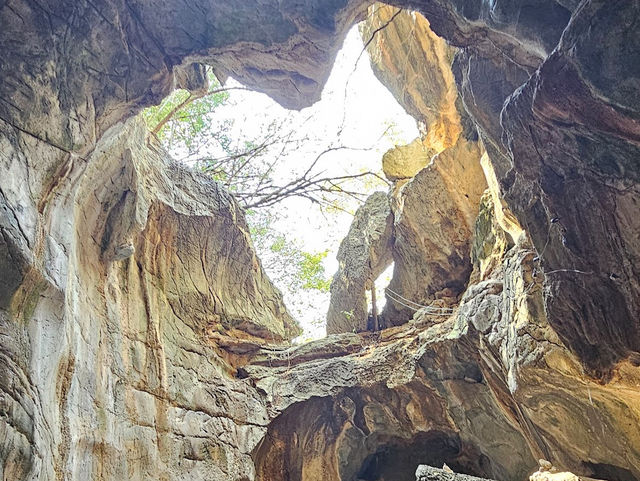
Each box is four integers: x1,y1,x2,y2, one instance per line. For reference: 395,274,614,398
1,1,640,480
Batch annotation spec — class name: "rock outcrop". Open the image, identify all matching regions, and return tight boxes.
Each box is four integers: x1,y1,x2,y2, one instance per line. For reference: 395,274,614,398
494,1,640,377
382,0,640,377
2,0,640,480
381,137,433,182
416,465,496,481
1,116,299,480
384,136,486,324
361,5,461,153
354,5,488,325
0,3,365,476
326,191,393,334
248,192,640,481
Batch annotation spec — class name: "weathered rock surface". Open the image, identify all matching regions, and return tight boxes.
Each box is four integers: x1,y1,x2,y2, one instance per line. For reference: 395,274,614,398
326,191,393,334
363,0,640,377
2,0,640,480
0,3,369,476
529,460,582,481
385,136,487,324
362,5,461,153
381,137,434,181
367,0,640,377
1,117,299,480
361,6,488,326
248,196,640,481
416,465,496,481
494,1,640,377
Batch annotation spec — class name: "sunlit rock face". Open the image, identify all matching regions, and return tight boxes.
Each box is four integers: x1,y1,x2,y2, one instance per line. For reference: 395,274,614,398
384,136,487,324
368,0,640,375
1,117,297,480
361,6,461,153
2,0,640,480
0,2,324,467
251,183,640,481
0,2,362,476
360,5,487,325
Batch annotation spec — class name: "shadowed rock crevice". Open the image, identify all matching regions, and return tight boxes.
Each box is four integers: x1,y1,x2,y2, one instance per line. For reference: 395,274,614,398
252,384,498,481
2,0,640,479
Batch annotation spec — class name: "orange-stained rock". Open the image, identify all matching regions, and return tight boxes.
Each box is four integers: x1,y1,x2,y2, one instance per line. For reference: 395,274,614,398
382,137,435,181
361,5,461,153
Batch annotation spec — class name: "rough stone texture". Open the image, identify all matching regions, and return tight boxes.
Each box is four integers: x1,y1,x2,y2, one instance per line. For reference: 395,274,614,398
362,5,461,153
529,460,583,481
326,191,393,334
2,0,640,480
495,0,640,377
248,196,640,481
364,0,640,377
416,465,496,481
1,117,298,480
384,137,487,324
0,3,367,476
381,137,433,181
404,0,640,378
471,191,515,282
361,6,488,326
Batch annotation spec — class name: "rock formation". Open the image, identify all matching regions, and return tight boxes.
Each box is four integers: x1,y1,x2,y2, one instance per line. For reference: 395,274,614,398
1,115,299,480
326,6,488,329
416,465,496,481
326,191,393,334
392,0,640,377
384,136,487,324
2,0,640,480
250,187,640,481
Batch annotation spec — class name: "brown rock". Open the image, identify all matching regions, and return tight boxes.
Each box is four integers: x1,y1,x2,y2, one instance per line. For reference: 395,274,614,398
382,137,435,181
2,0,640,480
362,5,462,153
384,136,486,324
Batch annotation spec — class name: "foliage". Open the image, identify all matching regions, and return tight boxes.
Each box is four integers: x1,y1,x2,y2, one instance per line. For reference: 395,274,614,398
298,251,331,292
247,208,332,329
144,68,387,212
249,209,331,292
141,67,388,338
142,70,232,154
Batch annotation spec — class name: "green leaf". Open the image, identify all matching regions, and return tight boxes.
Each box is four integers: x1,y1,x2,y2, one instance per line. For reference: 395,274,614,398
298,250,331,292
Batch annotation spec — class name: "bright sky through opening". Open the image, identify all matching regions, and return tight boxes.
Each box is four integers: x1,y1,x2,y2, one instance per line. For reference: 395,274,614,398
210,25,418,340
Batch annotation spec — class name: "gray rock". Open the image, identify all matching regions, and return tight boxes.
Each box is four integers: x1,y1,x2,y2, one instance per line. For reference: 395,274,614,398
2,0,640,480
416,465,497,481
326,191,393,334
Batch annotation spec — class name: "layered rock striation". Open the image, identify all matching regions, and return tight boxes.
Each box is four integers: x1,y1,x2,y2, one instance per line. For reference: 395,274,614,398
1,0,640,480
1,115,298,480
250,185,640,481
326,191,393,335
329,6,488,329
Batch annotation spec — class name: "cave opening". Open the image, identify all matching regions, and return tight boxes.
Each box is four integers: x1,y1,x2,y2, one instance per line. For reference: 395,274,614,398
4,0,640,479
366,262,394,331
141,7,421,342
253,393,495,481
362,437,495,481
355,431,481,481
583,462,637,481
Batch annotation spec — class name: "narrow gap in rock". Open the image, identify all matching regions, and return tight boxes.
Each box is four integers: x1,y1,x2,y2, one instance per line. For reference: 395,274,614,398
142,22,418,342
